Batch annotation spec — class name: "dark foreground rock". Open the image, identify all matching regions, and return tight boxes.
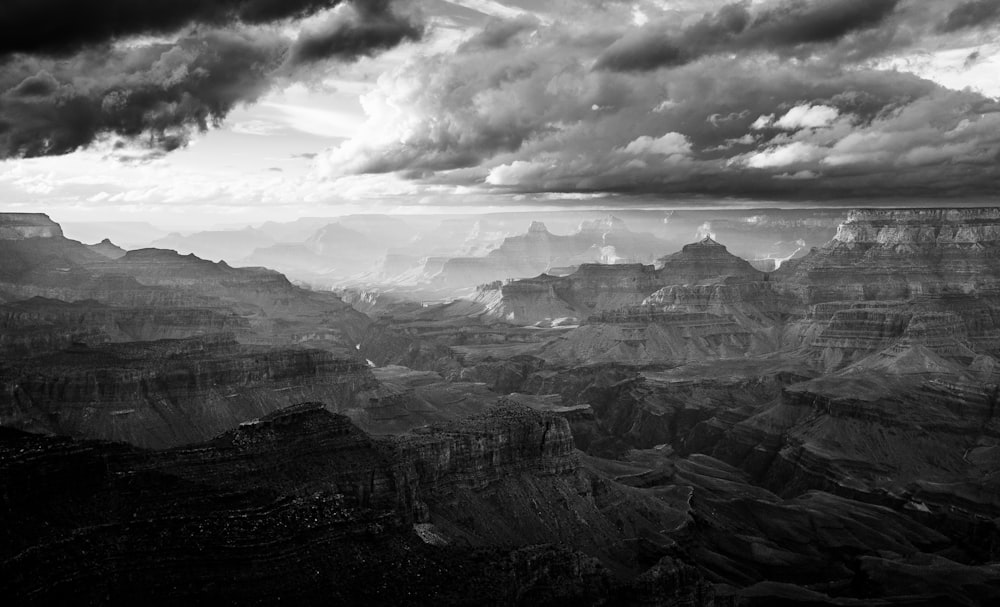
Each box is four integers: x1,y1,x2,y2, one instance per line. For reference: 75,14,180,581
4,400,1000,606
0,401,708,606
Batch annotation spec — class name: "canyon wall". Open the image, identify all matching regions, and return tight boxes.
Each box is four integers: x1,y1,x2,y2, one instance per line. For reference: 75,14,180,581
0,213,63,240
0,335,377,448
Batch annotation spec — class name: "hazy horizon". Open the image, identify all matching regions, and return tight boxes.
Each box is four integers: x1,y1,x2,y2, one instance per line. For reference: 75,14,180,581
2,1,999,227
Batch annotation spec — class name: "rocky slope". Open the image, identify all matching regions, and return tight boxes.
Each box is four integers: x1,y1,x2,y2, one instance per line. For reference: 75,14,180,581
657,236,764,285
6,399,998,606
792,301,984,370
0,213,371,350
0,401,708,605
775,208,1000,303
680,360,1000,571
0,334,377,448
491,237,774,326
0,296,251,356
481,239,788,364
86,238,127,259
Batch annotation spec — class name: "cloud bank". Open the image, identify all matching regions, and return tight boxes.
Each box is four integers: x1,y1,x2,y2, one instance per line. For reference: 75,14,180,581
313,0,1000,201
0,0,421,158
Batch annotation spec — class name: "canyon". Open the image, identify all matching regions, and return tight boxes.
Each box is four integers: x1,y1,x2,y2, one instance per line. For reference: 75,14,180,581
3,208,1000,605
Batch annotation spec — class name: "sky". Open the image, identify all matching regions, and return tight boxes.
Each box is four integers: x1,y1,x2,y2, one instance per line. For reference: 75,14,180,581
0,0,998,227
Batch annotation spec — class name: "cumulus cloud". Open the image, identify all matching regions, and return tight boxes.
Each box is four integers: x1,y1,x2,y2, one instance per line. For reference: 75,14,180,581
773,104,840,129
311,0,1000,202
744,141,825,168
0,0,422,159
619,132,692,156
486,160,550,186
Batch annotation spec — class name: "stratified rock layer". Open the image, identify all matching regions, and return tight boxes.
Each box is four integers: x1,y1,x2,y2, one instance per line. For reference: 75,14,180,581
0,335,376,448
0,213,63,239
776,208,1000,303
0,402,708,606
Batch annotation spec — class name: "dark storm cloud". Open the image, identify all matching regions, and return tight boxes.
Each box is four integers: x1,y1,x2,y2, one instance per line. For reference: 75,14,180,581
8,71,60,98
0,29,284,158
0,0,336,56
0,0,422,159
938,0,1000,32
289,0,422,65
596,0,901,71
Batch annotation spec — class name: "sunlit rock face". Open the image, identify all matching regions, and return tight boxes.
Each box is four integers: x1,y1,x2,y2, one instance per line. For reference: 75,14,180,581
834,208,1000,245
489,237,787,362
775,208,1000,303
797,302,982,370
0,213,63,239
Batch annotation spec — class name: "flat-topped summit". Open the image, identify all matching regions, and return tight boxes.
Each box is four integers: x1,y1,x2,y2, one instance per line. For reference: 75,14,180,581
777,207,1000,303
0,213,63,239
835,207,1000,246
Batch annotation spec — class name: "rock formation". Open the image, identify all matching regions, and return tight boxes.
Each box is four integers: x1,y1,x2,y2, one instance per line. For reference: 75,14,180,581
86,238,127,259
0,296,251,356
433,215,668,289
6,398,998,605
0,213,371,350
0,334,377,448
775,207,1000,303
657,236,764,285
0,212,63,239
6,207,1000,605
0,401,708,605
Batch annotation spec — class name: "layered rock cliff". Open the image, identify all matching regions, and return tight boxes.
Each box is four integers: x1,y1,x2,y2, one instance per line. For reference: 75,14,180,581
0,402,707,605
0,297,251,356
0,213,371,350
657,237,764,285
0,213,63,239
0,335,377,448
775,207,1000,303
684,364,1000,566
492,236,776,327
